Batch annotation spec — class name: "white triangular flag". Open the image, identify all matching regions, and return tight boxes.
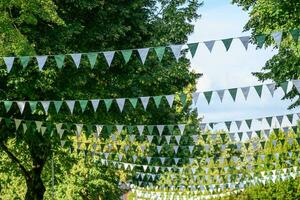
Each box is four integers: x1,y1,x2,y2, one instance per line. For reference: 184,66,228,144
192,92,200,105
169,44,183,62
70,53,82,68
204,40,215,52
241,87,250,100
40,127,46,135
137,125,144,135
216,90,225,102
66,100,75,113
272,32,283,47
165,135,171,144
103,51,115,67
175,135,181,144
239,36,250,50
95,125,103,139
173,146,179,154
129,135,135,142
292,80,300,93
36,56,48,70
147,135,153,143
156,146,162,153
157,125,164,136
140,96,150,110
178,124,185,134
3,57,15,72
266,83,276,96
76,124,83,137
116,98,125,112
16,101,26,114
137,48,150,64
41,101,50,113
116,125,124,134
14,119,22,129
165,95,174,107
91,99,99,112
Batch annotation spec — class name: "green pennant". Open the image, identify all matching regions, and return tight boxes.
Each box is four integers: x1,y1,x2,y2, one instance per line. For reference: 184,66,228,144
153,96,162,108
128,98,138,108
79,100,88,112
228,88,238,101
220,133,226,142
202,134,208,142
273,128,279,137
260,141,266,149
290,29,300,43
19,56,30,68
225,121,231,130
280,82,289,94
54,55,65,69
4,101,13,112
266,117,273,127
180,93,187,107
245,119,252,129
238,132,243,140
147,125,154,134
167,125,174,133
245,143,250,150
256,35,266,48
256,130,262,138
203,91,213,104
121,50,132,64
28,101,37,112
287,114,293,124
254,85,263,97
106,125,113,134
187,43,199,57
280,139,285,146
87,53,98,68
4,118,11,126
222,38,233,51
154,47,165,61
104,99,113,111
209,123,214,129
296,138,300,145
54,101,62,113
292,126,298,134
127,125,134,134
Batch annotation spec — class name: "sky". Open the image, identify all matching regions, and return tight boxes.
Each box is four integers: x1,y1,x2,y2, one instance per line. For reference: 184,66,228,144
187,0,300,128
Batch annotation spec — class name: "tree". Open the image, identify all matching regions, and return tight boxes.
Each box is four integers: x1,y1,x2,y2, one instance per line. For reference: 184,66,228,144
232,0,300,108
0,0,201,199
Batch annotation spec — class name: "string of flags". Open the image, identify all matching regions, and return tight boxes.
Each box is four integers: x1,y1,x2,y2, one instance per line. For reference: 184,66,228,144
2,80,300,115
1,29,299,72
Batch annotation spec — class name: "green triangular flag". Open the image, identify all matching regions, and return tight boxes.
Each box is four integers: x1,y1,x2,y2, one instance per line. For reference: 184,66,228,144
222,38,233,51
19,56,30,68
209,123,214,129
202,134,208,142
54,55,65,69
167,125,174,133
147,125,154,134
254,85,263,97
79,100,88,112
238,132,243,140
104,99,113,111
54,101,62,113
245,119,252,129
121,50,132,64
256,130,262,138
154,47,165,61
266,117,273,127
287,114,293,124
106,125,113,134
292,126,298,134
220,133,226,142
128,98,138,108
245,143,250,150
225,121,231,131
280,82,289,94
180,93,187,107
203,91,213,104
228,88,238,101
187,43,199,57
153,96,162,108
260,141,266,149
127,125,134,134
273,128,279,137
87,53,98,68
290,29,300,43
4,101,13,112
256,35,266,48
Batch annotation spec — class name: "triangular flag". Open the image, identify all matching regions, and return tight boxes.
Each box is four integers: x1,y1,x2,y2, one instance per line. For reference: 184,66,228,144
70,53,82,68
175,135,181,144
14,119,22,130
153,96,162,108
271,32,283,47
276,116,284,126
222,38,233,51
241,87,250,100
16,101,26,114
239,36,250,50
103,99,112,111
204,40,215,52
157,125,164,136
293,80,300,93
187,43,199,57
280,82,289,94
203,91,213,104
91,100,100,112
256,35,266,48
36,56,48,70
116,125,124,134
266,83,276,96
137,48,150,64
178,124,185,134
41,101,50,113
245,119,252,129
286,114,294,124
265,117,273,127
254,85,263,97
28,101,37,112
154,47,165,61
216,90,225,102
79,100,88,112
54,55,65,69
290,29,300,43
180,93,187,107
128,98,138,108
3,57,15,72
137,125,144,135
165,135,171,144
228,88,238,101
103,51,115,67
140,96,150,110
66,100,75,113
235,121,242,130
121,50,132,64
192,92,200,105
165,95,174,107
147,125,154,134
225,121,231,131
19,56,30,68
147,135,154,143
169,44,183,62
53,101,62,113
87,53,98,68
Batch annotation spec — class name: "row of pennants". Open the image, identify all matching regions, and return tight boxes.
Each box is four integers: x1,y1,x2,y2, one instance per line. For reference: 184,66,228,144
2,29,299,72
2,80,300,115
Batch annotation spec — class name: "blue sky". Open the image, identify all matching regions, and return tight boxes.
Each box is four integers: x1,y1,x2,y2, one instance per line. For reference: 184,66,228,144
187,0,300,126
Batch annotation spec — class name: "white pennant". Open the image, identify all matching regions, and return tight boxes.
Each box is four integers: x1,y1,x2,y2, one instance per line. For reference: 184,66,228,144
239,36,250,50
216,90,225,102
3,57,15,72
66,100,75,113
129,135,135,142
175,135,181,144
266,83,276,96
173,146,179,154
76,124,83,137
91,99,100,112
103,51,115,67
204,40,215,52
41,101,50,113
272,32,283,47
178,124,185,134
292,80,300,93
241,87,250,100
192,92,200,105
14,119,22,129
157,125,164,136
36,56,48,70
70,53,82,68
169,45,183,62
140,96,150,110
147,135,153,143
40,127,46,135
116,98,125,112
165,135,171,144
17,101,26,114
95,125,103,139
116,125,124,134
165,95,174,108
137,125,144,135
137,48,150,64
156,146,162,153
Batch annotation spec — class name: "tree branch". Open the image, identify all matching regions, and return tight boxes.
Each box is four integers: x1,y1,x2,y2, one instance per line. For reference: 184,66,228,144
0,142,31,181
